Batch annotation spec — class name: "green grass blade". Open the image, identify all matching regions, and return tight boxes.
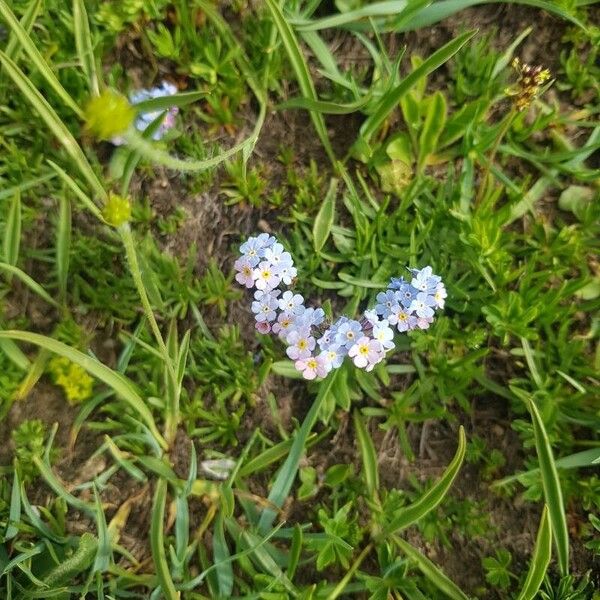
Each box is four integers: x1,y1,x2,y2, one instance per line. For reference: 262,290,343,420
5,470,21,540
258,369,340,533
264,0,335,163
47,161,104,220
33,455,93,514
0,262,60,308
399,0,588,31
3,191,21,267
313,178,337,252
291,1,411,30
0,172,55,201
213,513,233,597
359,30,476,143
151,479,179,600
516,505,552,600
394,536,469,600
528,399,569,575
56,192,71,303
0,334,30,370
73,0,99,95
0,51,106,200
133,90,206,114
0,0,83,116
388,426,466,533
3,0,41,62
0,330,167,450
353,411,379,503
277,94,371,114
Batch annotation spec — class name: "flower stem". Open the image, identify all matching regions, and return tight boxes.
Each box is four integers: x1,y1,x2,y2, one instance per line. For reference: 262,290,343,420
120,223,179,444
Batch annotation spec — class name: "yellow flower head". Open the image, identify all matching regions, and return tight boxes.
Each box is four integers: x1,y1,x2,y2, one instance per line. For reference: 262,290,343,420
84,90,135,140
103,193,132,227
48,356,94,405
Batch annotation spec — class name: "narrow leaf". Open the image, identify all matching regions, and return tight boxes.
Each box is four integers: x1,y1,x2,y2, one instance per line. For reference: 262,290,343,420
73,0,99,95
388,426,466,533
353,411,379,502
359,30,475,142
394,537,469,600
258,369,339,533
528,399,569,575
150,479,179,600
3,191,21,266
0,0,82,115
0,51,106,200
0,330,167,450
56,193,71,302
0,262,60,308
213,513,233,597
313,178,337,252
516,505,552,600
264,0,335,163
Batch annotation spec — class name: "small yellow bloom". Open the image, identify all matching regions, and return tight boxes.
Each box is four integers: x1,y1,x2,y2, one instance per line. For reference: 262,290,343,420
103,193,132,227
48,356,94,405
84,90,135,140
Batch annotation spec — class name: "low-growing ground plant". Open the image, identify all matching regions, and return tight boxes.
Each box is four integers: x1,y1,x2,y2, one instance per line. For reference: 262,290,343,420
0,1,598,599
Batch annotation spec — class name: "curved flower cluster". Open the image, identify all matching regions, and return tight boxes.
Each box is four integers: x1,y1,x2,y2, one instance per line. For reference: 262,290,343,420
235,235,446,380
112,81,179,144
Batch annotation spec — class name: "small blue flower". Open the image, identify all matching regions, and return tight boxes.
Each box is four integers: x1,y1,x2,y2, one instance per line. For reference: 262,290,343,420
410,266,441,294
335,319,363,349
375,290,401,317
410,292,436,319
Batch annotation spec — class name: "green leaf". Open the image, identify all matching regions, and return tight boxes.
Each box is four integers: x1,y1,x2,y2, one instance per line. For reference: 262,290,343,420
528,399,569,575
0,330,167,450
417,91,447,171
399,0,589,32
0,0,82,116
213,512,233,597
3,0,41,63
41,532,97,587
291,1,412,30
277,94,371,114
3,191,21,267
258,369,340,533
73,0,99,95
0,51,106,201
150,479,178,600
0,262,60,308
394,537,469,600
388,426,466,533
313,178,337,252
56,193,71,302
516,505,552,600
359,30,475,143
353,411,379,502
4,470,21,540
134,90,206,114
264,0,335,163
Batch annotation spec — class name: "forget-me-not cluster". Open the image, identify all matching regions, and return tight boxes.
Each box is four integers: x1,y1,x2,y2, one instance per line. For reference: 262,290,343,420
235,234,446,380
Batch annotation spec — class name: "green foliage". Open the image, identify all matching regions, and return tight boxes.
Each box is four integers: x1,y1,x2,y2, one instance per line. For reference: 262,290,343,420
0,1,598,598
482,549,513,589
12,419,54,482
